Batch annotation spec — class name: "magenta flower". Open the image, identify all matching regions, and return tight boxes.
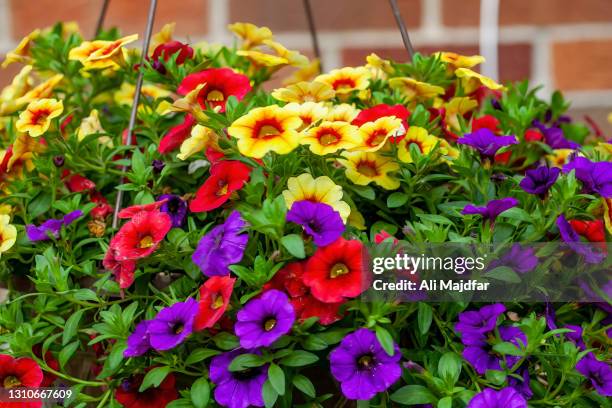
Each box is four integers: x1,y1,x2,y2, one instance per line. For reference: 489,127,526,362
457,128,518,159
235,289,295,348
462,198,519,222
533,120,580,149
209,349,267,408
26,210,83,241
576,353,612,396
192,211,249,277
330,328,401,400
286,200,345,246
455,303,506,336
563,157,612,198
519,166,560,196
148,298,198,351
489,244,538,274
467,387,527,408
462,326,526,375
124,320,152,357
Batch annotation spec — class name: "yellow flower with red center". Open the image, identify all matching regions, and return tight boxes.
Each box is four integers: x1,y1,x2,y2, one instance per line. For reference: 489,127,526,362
0,215,17,258
326,104,360,122
0,66,34,114
283,102,328,131
177,125,219,160
237,50,289,67
355,116,403,152
16,98,64,137
301,121,361,155
339,151,400,190
8,134,45,172
389,77,445,102
603,198,612,235
77,110,112,146
272,81,335,103
2,29,40,68
455,68,504,93
315,67,370,96
69,34,138,70
228,105,302,158
228,22,273,50
366,53,393,79
282,173,351,222
282,59,321,86
263,40,309,67
15,74,64,106
444,97,478,130
150,22,175,52
546,149,574,167
397,126,443,163
436,52,485,71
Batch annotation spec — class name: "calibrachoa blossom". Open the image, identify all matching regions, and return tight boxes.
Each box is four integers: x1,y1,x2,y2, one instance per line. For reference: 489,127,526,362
462,198,519,223
158,194,188,228
209,349,268,408
115,371,179,408
26,210,83,241
286,200,345,246
557,214,605,264
301,121,361,155
457,128,518,159
576,352,612,396
194,276,235,330
0,354,43,408
190,160,251,212
455,303,506,336
489,244,538,274
111,210,172,261
282,173,351,223
16,98,63,137
519,165,560,196
330,328,401,400
563,157,612,197
339,151,400,190
177,67,251,112
124,320,152,357
235,289,295,348
467,387,527,408
0,214,17,257
148,298,198,351
192,210,248,276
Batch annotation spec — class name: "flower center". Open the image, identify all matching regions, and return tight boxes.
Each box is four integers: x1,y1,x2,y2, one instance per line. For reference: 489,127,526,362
206,90,225,102
407,141,424,152
357,354,375,370
211,293,224,309
29,109,51,126
258,125,281,138
332,78,356,91
3,375,21,389
216,180,229,196
368,130,388,147
172,322,184,335
264,318,277,331
330,263,349,278
139,235,154,248
356,161,378,177
319,132,339,146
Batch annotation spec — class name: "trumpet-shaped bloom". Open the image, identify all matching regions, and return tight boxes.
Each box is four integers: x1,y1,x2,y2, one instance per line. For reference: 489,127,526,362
351,104,409,140
467,387,527,408
26,210,83,241
111,210,172,261
194,276,235,330
355,116,403,152
557,215,605,264
263,40,309,67
389,77,445,101
177,68,251,112
315,67,370,96
16,98,64,137
116,372,178,408
15,74,64,106
1,29,39,68
339,151,400,190
576,352,612,396
546,148,574,168
177,124,219,160
69,34,138,70
158,194,188,228
326,103,360,122
455,68,505,93
301,121,361,155
519,166,560,196
228,22,273,49
148,298,198,351
397,126,443,163
159,115,197,154
271,80,335,103
237,49,288,67
458,128,518,159
462,198,519,223
437,52,485,70
0,354,43,402
286,200,345,246
124,320,152,357
563,157,612,198
445,97,478,130
151,40,193,65
282,173,351,223
0,214,17,257
228,105,302,158
283,102,328,130
190,160,251,212
76,109,110,145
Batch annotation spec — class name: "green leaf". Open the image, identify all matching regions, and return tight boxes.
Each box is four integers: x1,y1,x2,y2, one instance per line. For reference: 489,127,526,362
438,396,452,408
281,234,305,259
418,303,433,335
493,341,524,356
139,366,171,392
185,348,220,365
166,399,195,408
387,192,409,208
262,380,278,408
58,340,79,369
190,378,210,408
438,352,462,386
62,309,84,346
485,370,507,385
390,385,437,405
268,363,285,396
375,326,395,356
416,214,453,226
498,207,533,223
72,289,99,302
279,350,319,367
229,353,266,371
292,374,315,398
485,266,521,283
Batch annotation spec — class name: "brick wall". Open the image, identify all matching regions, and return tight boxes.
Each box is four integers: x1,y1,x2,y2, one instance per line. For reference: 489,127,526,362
2,0,611,131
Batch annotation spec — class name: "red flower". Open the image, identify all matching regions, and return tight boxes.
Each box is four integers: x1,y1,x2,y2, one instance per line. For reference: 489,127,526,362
32,346,58,387
62,171,96,192
352,104,410,142
152,41,194,65
118,200,167,219
111,210,172,261
374,230,398,245
103,249,137,288
190,160,251,212
472,114,500,133
177,68,251,112
570,219,606,243
194,276,235,331
0,354,43,408
90,192,113,219
265,262,344,325
524,128,543,142
303,238,366,303
115,371,178,408
494,150,512,164
158,114,196,154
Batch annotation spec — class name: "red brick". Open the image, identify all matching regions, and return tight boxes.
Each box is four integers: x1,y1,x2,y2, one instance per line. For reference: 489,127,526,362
229,0,421,32
8,0,208,40
342,43,532,82
552,40,612,91
442,0,612,27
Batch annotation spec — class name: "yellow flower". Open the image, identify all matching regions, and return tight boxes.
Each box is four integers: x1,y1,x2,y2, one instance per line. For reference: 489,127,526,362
15,74,64,106
272,80,335,103
0,66,34,107
455,68,504,93
0,215,17,257
436,52,485,70
228,105,302,158
444,97,478,130
228,22,273,50
77,109,112,146
315,67,370,96
366,53,393,79
282,173,351,222
263,40,309,67
114,82,171,106
301,121,361,155
282,59,321,86
326,103,360,122
397,126,443,163
16,98,64,137
283,102,328,131
603,198,612,235
69,34,138,70
546,149,574,167
237,49,288,67
389,77,445,102
151,22,175,52
0,205,11,215
8,134,44,171
177,125,219,160
347,205,366,230
355,116,403,152
338,151,400,190
2,29,40,68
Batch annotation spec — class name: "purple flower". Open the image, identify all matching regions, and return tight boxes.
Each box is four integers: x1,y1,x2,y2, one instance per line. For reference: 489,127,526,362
462,326,526,375
152,159,165,173
462,198,519,223
26,210,84,241
564,325,586,350
576,352,612,396
235,289,295,348
158,194,188,228
467,387,527,408
489,244,538,274
456,304,506,337
209,349,267,408
457,128,518,159
124,320,152,357
508,368,533,399
557,215,605,264
330,328,401,400
533,120,580,150
148,298,197,351
192,211,248,277
563,157,612,198
519,166,560,196
286,200,345,246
